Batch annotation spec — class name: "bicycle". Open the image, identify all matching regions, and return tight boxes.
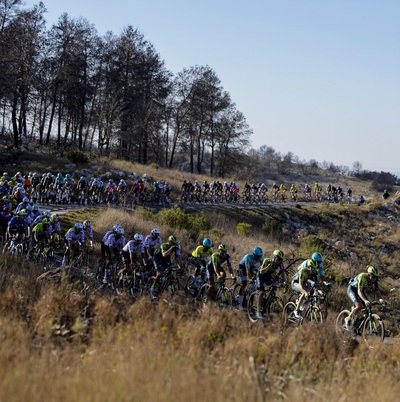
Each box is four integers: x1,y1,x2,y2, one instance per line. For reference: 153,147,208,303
198,276,233,308
288,281,332,320
147,265,183,299
282,288,324,328
247,281,285,323
335,301,385,349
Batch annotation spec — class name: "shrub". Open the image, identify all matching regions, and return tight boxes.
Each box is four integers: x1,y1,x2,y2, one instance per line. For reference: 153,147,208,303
262,219,280,236
300,235,326,259
236,223,252,236
158,207,211,233
67,150,89,164
149,163,159,170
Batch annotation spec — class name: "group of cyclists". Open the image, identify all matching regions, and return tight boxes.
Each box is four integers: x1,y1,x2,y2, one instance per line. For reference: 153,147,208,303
0,171,172,209
180,179,363,205
1,169,385,332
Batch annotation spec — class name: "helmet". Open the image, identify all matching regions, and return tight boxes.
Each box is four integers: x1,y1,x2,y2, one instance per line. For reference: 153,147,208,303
66,173,71,178
253,246,263,258
113,224,121,233
18,210,27,217
168,235,179,245
134,233,143,241
203,238,213,248
80,176,85,180
42,218,49,225
26,205,33,212
151,228,160,235
367,266,379,277
33,204,39,211
273,249,284,259
83,220,91,229
307,259,319,269
75,222,84,230
51,213,59,221
23,196,30,203
312,252,323,262
116,226,124,235
44,211,51,218
218,244,227,251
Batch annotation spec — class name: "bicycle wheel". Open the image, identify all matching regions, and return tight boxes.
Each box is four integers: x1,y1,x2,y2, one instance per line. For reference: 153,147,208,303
231,283,242,309
303,306,324,325
282,302,300,328
335,310,351,340
247,291,261,323
216,287,233,309
266,295,284,322
184,275,198,297
198,283,211,303
362,314,385,349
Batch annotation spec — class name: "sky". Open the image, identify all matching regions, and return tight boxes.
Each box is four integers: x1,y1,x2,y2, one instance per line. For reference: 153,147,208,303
23,0,400,174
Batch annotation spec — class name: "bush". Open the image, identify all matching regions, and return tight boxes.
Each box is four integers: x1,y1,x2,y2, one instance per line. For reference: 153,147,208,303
236,223,252,236
67,150,89,164
300,235,325,257
149,163,159,170
262,219,280,236
158,207,211,233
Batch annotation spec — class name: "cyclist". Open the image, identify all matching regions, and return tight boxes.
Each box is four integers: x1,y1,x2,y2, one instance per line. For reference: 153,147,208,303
100,224,120,259
3,210,29,254
297,252,327,286
290,184,298,202
291,259,319,319
344,266,384,330
256,250,287,319
101,225,126,283
143,228,162,261
204,244,234,301
150,235,181,299
237,246,264,310
62,222,86,267
121,233,146,274
189,237,213,290
82,220,94,249
26,217,51,259
15,196,31,213
49,213,61,243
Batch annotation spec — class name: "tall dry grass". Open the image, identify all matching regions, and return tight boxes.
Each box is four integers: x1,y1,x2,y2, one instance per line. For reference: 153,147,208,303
1,267,400,402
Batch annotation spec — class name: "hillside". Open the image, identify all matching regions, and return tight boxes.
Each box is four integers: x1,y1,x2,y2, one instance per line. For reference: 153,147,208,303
1,146,400,401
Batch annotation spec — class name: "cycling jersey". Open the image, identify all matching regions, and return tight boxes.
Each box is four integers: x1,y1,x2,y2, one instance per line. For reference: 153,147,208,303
122,240,145,254
143,234,162,254
104,233,125,249
238,253,263,279
297,259,324,279
65,228,85,244
348,273,379,292
260,258,285,277
191,245,213,260
292,266,311,284
8,217,28,232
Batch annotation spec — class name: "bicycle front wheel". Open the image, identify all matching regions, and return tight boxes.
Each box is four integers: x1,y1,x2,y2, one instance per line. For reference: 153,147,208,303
335,309,351,341
282,301,300,328
266,296,284,322
362,314,385,349
247,291,261,323
303,306,324,325
216,287,233,308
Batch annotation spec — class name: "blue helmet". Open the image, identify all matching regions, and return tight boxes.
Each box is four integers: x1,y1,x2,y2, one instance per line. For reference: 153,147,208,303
203,238,213,248
312,252,323,262
253,246,263,258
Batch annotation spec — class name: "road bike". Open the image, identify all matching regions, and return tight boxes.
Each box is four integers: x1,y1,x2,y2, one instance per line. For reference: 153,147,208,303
198,276,233,308
335,301,385,349
282,288,324,328
247,281,285,323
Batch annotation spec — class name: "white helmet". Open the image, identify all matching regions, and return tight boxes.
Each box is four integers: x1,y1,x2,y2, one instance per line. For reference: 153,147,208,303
116,226,124,235
134,233,143,241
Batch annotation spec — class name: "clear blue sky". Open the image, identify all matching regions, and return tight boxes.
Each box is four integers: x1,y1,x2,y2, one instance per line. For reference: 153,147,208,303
24,0,400,173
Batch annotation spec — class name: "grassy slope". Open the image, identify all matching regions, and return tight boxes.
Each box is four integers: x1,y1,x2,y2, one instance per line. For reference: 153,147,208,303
1,146,400,401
